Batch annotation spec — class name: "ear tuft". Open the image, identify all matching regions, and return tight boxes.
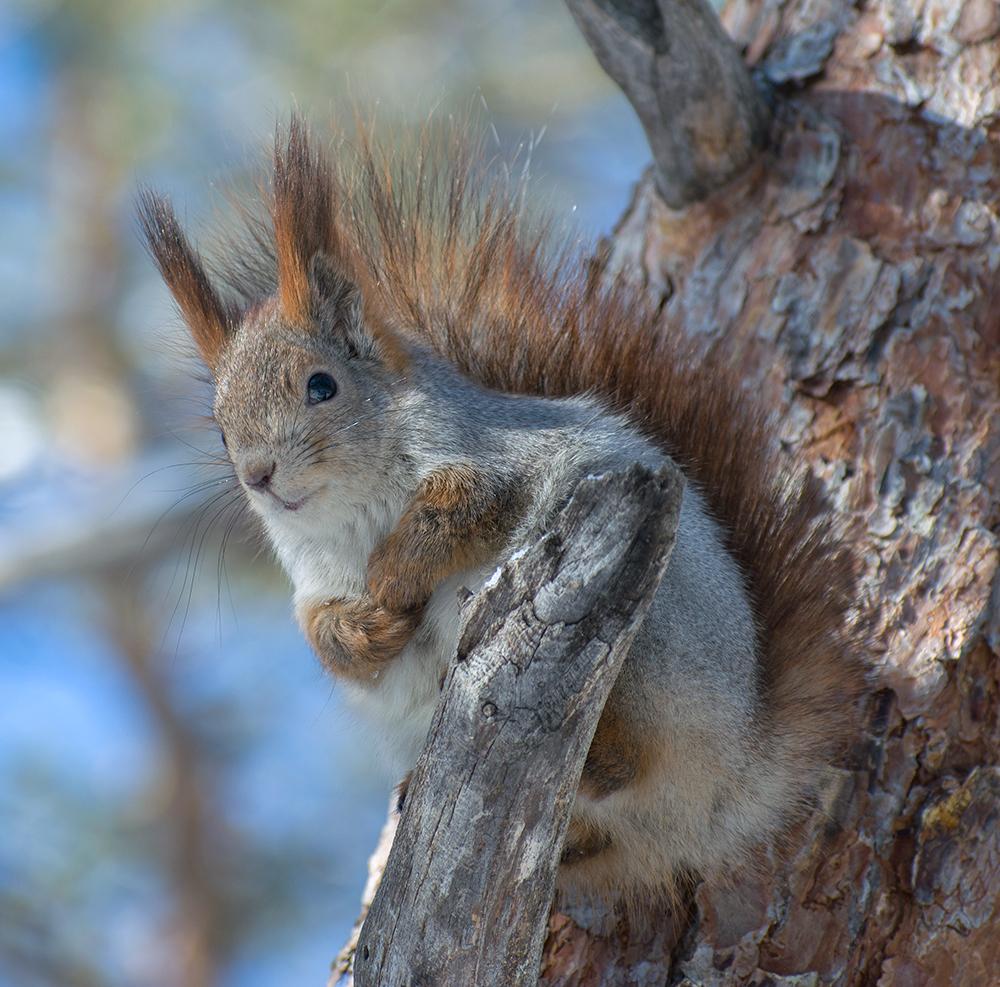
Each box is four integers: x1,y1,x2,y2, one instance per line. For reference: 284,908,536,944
309,251,358,314
271,115,408,371
137,188,236,369
272,115,339,325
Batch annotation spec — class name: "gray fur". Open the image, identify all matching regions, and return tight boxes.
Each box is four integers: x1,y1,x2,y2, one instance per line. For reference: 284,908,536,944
214,300,794,898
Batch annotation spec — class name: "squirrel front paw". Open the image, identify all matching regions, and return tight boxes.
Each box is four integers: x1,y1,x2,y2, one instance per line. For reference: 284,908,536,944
302,596,422,683
366,465,515,611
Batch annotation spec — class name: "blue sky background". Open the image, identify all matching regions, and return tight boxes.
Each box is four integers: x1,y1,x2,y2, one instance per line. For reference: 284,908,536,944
0,2,649,984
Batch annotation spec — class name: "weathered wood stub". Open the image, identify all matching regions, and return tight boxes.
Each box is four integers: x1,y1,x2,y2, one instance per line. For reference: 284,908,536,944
564,0,773,207
349,466,683,986
333,0,1000,983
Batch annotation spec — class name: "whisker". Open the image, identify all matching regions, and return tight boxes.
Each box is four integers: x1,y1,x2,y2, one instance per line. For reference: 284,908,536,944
108,460,232,520
276,401,415,475
216,495,250,642
286,432,329,472
160,426,228,461
127,476,238,582
161,487,245,657
287,395,307,453
329,403,411,439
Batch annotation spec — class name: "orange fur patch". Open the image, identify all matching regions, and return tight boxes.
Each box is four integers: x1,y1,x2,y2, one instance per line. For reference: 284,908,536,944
561,816,613,866
367,465,522,612
581,698,656,800
302,596,422,684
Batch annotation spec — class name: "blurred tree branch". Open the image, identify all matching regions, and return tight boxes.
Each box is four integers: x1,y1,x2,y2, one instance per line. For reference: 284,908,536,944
104,576,224,987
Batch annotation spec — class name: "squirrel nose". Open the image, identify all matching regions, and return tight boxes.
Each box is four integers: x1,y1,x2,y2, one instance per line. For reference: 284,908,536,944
243,461,276,491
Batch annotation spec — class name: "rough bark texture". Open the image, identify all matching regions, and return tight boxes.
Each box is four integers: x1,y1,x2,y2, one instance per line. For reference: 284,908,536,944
333,0,1000,983
342,466,683,986
565,0,772,207
541,0,1000,983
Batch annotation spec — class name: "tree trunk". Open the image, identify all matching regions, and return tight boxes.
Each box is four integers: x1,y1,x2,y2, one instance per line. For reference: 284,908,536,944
333,0,1000,983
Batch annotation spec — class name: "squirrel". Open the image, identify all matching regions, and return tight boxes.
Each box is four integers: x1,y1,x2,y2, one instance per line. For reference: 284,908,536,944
138,115,866,905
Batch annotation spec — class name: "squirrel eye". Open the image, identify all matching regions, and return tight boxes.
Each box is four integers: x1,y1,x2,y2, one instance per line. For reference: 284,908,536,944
306,372,337,404
220,431,228,450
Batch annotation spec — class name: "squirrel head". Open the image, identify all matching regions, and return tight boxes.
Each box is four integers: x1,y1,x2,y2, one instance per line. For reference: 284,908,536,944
211,264,410,524
139,119,412,527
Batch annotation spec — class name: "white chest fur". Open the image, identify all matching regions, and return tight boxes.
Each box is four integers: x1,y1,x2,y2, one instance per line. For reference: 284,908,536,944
264,495,490,777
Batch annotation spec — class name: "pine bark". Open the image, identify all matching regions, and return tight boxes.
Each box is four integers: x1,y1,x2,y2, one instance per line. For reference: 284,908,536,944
333,0,1000,983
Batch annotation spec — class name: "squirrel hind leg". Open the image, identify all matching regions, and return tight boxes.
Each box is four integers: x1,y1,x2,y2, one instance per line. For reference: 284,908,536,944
394,771,412,815
579,696,657,800
556,822,695,931
561,816,613,866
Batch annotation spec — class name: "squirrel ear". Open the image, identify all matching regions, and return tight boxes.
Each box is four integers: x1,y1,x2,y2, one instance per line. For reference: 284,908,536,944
137,189,236,370
309,252,407,369
308,252,370,359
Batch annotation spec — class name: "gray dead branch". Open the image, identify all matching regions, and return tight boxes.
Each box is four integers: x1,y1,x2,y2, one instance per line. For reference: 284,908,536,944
333,464,684,986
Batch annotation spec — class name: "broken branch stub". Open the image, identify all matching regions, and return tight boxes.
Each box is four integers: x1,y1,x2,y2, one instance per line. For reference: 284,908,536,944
565,0,772,207
351,463,684,987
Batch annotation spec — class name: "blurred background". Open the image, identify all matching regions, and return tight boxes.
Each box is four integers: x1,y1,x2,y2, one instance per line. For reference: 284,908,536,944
0,1,650,984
